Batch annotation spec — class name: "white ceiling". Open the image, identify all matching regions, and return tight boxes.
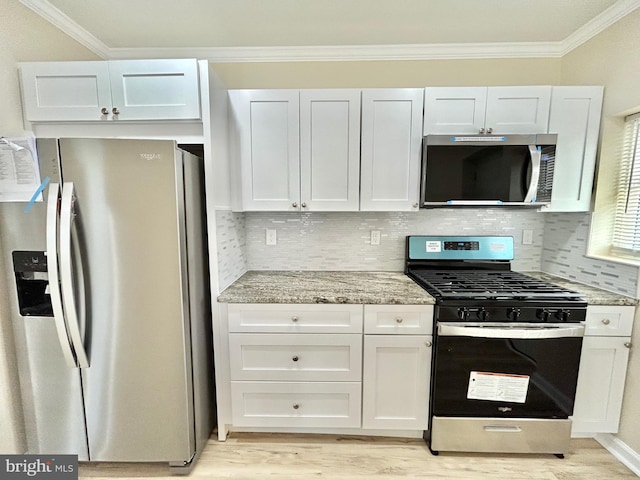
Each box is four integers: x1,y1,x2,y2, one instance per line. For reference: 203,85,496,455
20,0,640,61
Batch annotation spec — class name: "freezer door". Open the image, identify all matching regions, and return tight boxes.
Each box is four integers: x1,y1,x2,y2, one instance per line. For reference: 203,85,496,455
58,138,195,462
0,138,89,458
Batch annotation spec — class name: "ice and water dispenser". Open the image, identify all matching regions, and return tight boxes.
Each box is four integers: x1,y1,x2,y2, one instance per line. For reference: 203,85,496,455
13,251,53,316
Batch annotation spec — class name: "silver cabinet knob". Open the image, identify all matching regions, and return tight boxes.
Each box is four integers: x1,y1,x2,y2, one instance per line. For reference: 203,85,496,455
625,342,632,349
292,202,298,208
487,127,493,134
112,107,120,115
292,355,299,362
602,319,611,325
425,341,432,348
479,128,485,134
291,316,299,323
395,317,403,324
101,107,109,115
301,202,307,208
413,203,419,209
293,403,300,410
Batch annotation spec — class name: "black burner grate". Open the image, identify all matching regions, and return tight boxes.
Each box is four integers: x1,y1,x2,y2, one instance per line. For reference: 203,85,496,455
411,270,585,300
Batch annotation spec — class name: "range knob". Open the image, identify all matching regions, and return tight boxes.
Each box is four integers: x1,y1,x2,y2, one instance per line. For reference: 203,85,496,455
457,308,470,321
537,308,551,322
554,309,571,322
476,308,489,321
507,307,521,321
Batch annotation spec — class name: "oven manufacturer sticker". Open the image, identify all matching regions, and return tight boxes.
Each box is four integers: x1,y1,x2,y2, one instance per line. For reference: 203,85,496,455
467,371,529,404
425,241,441,252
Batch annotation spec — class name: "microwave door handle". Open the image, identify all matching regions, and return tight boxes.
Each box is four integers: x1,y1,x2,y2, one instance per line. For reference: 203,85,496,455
523,145,541,203
46,183,77,368
59,182,90,368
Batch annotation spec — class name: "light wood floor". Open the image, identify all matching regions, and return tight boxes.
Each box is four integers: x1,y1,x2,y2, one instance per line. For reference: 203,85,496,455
79,433,638,479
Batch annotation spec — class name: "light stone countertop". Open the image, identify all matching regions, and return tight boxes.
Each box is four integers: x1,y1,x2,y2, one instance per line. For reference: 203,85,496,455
217,270,435,305
217,270,638,307
521,271,638,306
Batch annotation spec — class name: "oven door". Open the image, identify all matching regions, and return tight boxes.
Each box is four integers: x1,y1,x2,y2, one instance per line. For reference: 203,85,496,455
432,322,584,419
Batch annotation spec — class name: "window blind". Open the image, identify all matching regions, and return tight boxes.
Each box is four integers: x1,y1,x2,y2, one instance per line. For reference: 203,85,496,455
612,113,640,254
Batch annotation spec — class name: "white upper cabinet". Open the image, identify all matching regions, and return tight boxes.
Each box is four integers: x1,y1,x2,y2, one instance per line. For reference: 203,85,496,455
20,59,200,122
424,86,551,134
229,89,301,211
300,90,361,211
543,86,604,212
423,87,487,134
360,89,424,211
231,89,362,212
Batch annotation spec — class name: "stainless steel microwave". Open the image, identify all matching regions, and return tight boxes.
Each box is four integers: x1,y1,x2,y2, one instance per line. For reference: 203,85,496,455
420,134,557,207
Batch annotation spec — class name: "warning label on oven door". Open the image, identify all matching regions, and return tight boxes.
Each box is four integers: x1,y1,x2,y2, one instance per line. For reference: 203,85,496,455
467,371,530,404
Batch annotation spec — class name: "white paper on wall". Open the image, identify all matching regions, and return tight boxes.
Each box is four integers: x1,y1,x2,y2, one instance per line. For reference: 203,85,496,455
0,137,42,202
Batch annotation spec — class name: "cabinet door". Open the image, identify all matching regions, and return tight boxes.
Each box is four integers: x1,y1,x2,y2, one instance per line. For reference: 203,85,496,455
20,61,112,121
300,90,361,211
362,335,431,430
545,86,604,212
360,89,424,211
230,90,300,211
572,336,631,434
423,87,487,135
108,59,200,120
484,86,552,134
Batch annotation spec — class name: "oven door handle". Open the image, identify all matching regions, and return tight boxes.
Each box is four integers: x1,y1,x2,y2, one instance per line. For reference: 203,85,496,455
438,323,584,339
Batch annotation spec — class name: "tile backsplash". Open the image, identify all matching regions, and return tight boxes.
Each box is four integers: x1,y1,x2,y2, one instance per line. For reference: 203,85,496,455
542,213,638,297
242,209,545,272
216,209,639,297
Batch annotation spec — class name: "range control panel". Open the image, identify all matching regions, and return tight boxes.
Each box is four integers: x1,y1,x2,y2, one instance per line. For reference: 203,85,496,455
407,236,514,261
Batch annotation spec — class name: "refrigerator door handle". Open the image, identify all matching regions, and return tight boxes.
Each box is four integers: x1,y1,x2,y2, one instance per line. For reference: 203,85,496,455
60,182,90,368
46,183,77,368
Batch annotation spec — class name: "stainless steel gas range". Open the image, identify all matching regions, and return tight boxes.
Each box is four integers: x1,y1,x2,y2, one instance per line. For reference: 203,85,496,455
405,235,587,457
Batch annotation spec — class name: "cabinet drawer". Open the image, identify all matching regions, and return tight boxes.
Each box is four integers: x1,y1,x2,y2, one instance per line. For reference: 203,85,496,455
231,382,362,428
364,305,433,334
228,304,363,333
584,306,634,336
229,334,362,381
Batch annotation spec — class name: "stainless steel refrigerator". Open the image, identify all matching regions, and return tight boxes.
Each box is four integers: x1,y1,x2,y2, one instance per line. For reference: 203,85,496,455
0,138,214,471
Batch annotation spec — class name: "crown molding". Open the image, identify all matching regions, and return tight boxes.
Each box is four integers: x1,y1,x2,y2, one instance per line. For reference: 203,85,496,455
19,0,110,59
108,42,564,62
561,0,640,55
19,0,640,63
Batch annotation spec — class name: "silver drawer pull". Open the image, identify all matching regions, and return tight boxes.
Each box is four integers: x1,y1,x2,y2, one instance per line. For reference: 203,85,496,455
425,341,432,348
483,425,522,433
602,319,611,325
292,316,299,323
293,403,300,410
625,342,632,349
396,317,403,324
292,355,299,362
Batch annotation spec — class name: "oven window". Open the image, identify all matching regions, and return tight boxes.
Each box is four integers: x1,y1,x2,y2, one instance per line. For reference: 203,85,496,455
423,145,531,202
432,335,583,418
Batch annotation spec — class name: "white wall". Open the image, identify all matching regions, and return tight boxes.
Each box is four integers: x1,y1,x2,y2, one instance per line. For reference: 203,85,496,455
559,8,640,455
0,0,99,454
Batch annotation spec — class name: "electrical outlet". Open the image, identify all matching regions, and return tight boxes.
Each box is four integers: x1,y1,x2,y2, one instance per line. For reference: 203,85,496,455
522,229,533,245
370,230,381,246
265,228,277,246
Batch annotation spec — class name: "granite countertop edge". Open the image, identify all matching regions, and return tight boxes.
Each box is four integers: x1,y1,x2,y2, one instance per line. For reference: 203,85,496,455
217,270,638,307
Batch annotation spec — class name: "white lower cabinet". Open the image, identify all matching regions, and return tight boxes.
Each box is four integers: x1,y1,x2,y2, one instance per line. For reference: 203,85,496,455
362,305,434,430
362,335,432,429
227,303,364,429
231,382,362,428
226,303,434,433
572,305,634,435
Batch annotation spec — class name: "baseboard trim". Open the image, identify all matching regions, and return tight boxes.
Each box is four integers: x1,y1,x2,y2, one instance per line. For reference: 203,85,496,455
595,433,640,477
